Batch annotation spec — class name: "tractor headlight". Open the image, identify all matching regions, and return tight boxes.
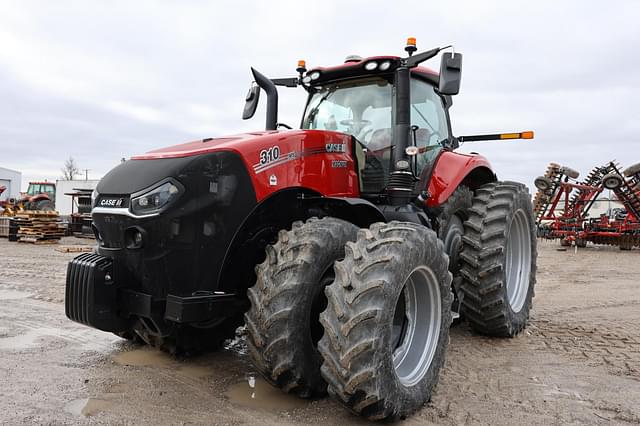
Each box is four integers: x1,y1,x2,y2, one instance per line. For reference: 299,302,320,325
91,189,98,208
364,61,378,71
130,180,182,215
379,61,391,71
309,71,321,80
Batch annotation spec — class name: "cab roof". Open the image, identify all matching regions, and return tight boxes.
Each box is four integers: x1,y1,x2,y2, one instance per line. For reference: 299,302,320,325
307,55,439,86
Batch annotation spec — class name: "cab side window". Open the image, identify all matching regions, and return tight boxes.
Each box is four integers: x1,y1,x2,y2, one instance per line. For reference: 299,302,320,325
410,79,450,172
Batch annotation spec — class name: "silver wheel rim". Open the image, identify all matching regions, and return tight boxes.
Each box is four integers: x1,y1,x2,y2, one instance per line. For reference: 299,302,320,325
391,266,441,387
505,209,532,313
443,216,464,259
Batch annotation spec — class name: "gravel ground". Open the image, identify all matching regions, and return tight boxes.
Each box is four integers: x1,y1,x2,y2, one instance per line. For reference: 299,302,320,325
0,237,638,425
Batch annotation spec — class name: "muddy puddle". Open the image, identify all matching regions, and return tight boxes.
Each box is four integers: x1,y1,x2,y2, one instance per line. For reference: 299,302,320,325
112,347,215,379
64,398,113,417
226,374,307,411
112,347,174,367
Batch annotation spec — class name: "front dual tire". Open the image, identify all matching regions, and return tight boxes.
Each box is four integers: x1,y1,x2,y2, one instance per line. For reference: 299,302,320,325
244,217,359,397
245,219,452,420
319,222,453,420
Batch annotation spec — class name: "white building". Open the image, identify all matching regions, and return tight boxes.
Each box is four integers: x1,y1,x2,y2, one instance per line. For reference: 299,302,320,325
55,179,100,216
588,194,624,218
0,166,22,201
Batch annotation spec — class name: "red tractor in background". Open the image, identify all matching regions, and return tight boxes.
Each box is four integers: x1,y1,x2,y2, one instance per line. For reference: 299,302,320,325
1,181,56,215
22,181,56,210
65,39,537,420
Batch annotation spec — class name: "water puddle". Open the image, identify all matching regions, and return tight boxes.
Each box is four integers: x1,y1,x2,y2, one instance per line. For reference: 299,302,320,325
226,374,307,411
65,398,112,417
112,347,173,367
177,365,213,379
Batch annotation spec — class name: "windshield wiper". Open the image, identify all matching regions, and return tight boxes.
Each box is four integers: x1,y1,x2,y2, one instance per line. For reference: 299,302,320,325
306,87,338,125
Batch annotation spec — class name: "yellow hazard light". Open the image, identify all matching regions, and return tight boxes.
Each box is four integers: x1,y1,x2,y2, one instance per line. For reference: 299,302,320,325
499,133,520,139
298,60,306,68
500,131,534,140
406,37,417,47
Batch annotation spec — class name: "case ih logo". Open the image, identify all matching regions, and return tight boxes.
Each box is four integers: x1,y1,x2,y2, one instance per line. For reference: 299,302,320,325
99,198,125,207
325,143,346,153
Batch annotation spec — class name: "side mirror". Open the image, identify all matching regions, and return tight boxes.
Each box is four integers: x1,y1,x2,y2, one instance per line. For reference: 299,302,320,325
438,52,462,95
242,85,261,120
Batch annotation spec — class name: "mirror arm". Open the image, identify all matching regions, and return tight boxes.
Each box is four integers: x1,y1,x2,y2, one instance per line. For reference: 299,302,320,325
404,46,450,68
271,77,299,88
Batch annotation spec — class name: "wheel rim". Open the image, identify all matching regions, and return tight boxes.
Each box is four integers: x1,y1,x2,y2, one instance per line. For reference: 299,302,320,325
391,266,441,387
505,209,532,313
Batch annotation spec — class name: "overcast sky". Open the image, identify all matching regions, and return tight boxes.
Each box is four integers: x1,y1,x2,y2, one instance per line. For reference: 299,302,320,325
1,1,639,192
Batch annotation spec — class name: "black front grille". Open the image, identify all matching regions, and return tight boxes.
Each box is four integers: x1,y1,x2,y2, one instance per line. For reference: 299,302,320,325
92,151,258,297
65,253,126,332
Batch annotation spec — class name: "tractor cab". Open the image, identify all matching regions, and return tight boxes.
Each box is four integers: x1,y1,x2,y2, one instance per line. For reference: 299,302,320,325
26,181,56,201
244,38,464,205
299,70,451,194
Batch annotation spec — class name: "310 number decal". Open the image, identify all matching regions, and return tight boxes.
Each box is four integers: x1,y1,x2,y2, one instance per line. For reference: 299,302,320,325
259,146,280,165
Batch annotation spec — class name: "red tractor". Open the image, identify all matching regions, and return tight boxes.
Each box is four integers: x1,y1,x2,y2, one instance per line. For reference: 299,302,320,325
0,181,56,214
65,39,537,420
22,181,56,210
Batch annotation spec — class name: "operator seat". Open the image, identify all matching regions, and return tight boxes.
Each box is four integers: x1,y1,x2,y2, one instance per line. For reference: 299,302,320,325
361,128,392,193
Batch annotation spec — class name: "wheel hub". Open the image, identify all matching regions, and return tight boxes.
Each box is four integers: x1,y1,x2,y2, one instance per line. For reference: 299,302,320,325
391,266,441,386
505,209,532,313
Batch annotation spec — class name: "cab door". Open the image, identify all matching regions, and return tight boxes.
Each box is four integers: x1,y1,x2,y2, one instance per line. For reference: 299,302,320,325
409,78,451,175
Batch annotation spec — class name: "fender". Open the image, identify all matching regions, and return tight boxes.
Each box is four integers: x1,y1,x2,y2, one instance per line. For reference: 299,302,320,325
303,196,386,228
426,151,496,207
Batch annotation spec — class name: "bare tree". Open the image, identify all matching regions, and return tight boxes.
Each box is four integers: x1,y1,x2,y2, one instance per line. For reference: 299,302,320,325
61,157,80,180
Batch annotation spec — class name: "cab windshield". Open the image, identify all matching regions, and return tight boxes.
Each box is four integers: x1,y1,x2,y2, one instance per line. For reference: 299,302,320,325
301,77,393,147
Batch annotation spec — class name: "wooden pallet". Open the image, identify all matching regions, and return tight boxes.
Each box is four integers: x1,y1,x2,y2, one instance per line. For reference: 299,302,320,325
16,210,63,244
54,246,94,253
18,237,60,244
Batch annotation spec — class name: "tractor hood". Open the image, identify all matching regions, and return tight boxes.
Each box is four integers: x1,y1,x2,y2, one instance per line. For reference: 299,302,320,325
132,131,281,160
98,129,358,201
91,128,359,298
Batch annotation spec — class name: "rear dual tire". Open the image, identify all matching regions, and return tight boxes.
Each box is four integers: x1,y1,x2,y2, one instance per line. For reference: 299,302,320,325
460,182,537,337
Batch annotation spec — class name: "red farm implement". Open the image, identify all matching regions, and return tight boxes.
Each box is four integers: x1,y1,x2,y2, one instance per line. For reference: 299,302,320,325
534,161,640,249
